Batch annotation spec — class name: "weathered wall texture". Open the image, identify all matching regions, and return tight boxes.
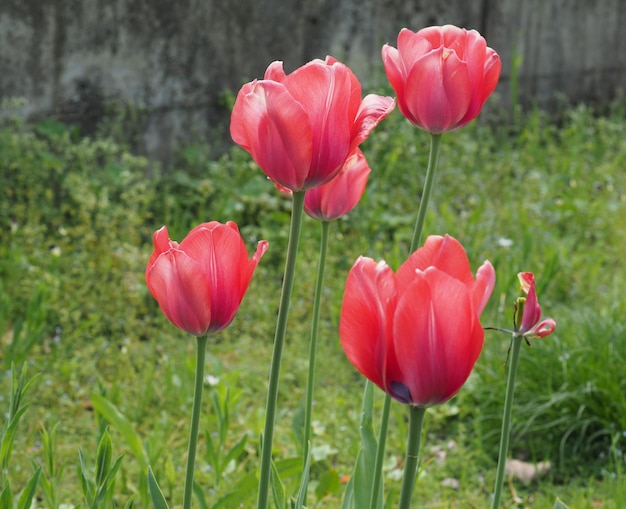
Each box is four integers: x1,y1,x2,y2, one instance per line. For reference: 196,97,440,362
1,0,625,160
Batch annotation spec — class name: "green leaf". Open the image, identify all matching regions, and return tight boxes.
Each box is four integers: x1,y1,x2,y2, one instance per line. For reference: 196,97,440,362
95,428,113,487
340,472,354,509
222,434,248,470
90,393,149,468
315,468,340,500
17,467,41,509
554,498,571,509
123,495,136,509
353,383,381,509
270,460,286,509
293,445,311,509
0,483,14,508
147,466,170,509
274,457,304,479
205,429,220,479
212,472,258,509
78,449,95,506
95,454,125,506
193,481,209,509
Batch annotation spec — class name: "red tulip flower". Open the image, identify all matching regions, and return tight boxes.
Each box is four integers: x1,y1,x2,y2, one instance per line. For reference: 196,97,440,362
230,57,395,191
303,149,371,221
382,25,501,133
340,235,495,406
516,272,556,339
145,222,268,336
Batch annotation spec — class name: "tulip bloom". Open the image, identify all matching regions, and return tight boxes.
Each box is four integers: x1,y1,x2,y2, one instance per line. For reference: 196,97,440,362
516,272,556,339
303,149,371,221
145,222,268,336
340,235,495,406
230,57,395,191
382,25,501,133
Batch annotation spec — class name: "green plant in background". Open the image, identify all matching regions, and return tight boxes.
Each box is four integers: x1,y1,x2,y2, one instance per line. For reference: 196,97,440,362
77,427,129,508
0,99,625,506
0,365,41,508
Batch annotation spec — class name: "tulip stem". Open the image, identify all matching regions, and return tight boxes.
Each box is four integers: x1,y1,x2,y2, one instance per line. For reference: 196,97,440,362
371,132,442,507
368,391,391,509
410,133,442,252
182,335,208,509
257,190,306,509
397,405,426,509
302,220,330,487
491,333,523,508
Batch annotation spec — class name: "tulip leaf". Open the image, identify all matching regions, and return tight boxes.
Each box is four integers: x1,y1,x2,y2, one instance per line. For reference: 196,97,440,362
294,443,312,509
270,459,286,509
90,393,149,468
211,472,258,509
554,498,571,509
148,466,170,509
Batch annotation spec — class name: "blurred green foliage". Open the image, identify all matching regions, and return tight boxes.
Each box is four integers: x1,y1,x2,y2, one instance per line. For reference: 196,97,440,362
0,102,625,507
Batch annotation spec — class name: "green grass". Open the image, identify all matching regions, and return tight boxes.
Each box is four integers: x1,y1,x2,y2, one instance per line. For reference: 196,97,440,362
1,102,625,508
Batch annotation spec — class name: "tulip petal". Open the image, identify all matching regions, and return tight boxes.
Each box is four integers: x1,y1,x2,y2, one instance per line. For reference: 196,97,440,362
350,94,396,153
392,269,483,406
304,149,371,221
526,318,557,338
264,60,287,82
472,260,496,316
404,47,471,133
283,60,355,187
517,272,542,334
146,249,212,336
230,80,313,190
180,222,254,331
382,43,418,126
397,235,475,293
340,257,397,392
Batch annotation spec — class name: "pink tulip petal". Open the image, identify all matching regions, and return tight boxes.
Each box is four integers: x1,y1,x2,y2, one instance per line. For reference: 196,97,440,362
264,60,287,82
472,260,496,316
230,80,313,190
527,318,556,338
517,272,542,334
350,94,396,153
397,28,435,65
404,48,471,133
146,249,212,336
393,269,483,406
340,257,397,392
283,60,355,187
397,235,475,294
180,222,253,331
304,149,371,221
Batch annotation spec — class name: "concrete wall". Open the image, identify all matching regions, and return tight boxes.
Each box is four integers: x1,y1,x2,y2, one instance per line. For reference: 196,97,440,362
1,0,624,160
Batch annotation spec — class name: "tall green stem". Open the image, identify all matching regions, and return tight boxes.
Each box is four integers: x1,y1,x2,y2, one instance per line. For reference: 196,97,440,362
410,133,442,252
257,190,306,509
491,334,523,508
302,221,330,469
372,132,443,508
397,406,426,509
368,391,391,509
182,335,208,509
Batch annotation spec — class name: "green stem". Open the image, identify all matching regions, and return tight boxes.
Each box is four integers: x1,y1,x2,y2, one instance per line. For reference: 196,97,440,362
410,133,442,252
491,334,523,509
372,132,443,507
182,335,208,509
302,221,330,468
257,190,306,509
397,406,426,509
368,391,391,509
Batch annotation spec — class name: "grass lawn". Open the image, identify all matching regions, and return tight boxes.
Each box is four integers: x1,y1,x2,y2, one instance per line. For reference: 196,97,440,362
1,102,625,507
